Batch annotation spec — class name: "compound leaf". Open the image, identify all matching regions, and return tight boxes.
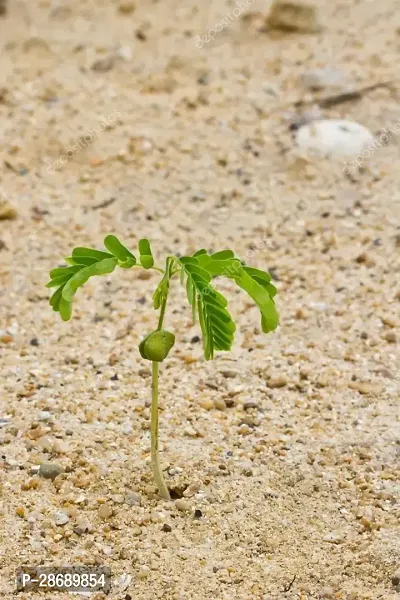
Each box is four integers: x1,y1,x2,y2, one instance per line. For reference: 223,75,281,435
189,251,279,335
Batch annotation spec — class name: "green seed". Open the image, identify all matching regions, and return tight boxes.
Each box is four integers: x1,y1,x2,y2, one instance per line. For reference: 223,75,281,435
139,330,175,362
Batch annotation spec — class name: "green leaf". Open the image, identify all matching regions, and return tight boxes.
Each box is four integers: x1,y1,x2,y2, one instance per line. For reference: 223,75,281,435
139,238,154,269
180,257,236,360
62,257,118,302
50,265,82,279
104,235,136,263
65,255,99,266
210,250,235,260
49,285,65,311
72,247,114,261
46,273,75,288
59,296,72,321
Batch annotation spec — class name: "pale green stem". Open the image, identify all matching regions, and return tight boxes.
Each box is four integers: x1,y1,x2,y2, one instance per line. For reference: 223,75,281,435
151,361,170,500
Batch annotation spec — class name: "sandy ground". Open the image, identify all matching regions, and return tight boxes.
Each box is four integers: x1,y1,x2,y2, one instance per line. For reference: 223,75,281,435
0,0,399,598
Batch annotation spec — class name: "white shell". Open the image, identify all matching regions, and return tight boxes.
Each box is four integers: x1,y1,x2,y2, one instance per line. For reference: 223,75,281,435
295,119,375,160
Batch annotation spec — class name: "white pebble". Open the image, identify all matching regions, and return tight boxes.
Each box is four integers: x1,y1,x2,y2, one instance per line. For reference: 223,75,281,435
295,119,375,160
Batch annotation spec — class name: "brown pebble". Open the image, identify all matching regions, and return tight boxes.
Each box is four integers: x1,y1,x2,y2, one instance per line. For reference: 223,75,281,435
392,569,400,586
118,0,135,13
266,0,322,33
0,334,13,344
0,200,17,220
383,331,396,343
108,353,119,366
267,377,287,389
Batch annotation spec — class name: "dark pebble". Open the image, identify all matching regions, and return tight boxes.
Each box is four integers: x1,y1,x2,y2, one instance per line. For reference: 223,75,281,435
161,523,172,532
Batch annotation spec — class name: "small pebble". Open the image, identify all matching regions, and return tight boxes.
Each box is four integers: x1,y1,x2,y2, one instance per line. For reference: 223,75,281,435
125,492,142,506
301,67,349,91
392,569,400,587
53,511,69,526
383,331,396,343
39,411,52,421
220,369,238,378
213,398,226,410
199,398,213,410
320,587,334,598
118,0,135,13
0,200,18,220
39,463,63,480
267,377,287,389
98,504,113,520
323,532,343,544
161,523,172,532
175,499,191,512
266,0,321,33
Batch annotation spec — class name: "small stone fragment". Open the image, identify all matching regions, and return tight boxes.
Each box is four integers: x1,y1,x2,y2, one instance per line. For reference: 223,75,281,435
161,523,172,532
213,398,226,410
129,136,154,155
323,532,343,544
175,499,191,512
199,397,213,410
0,200,17,220
348,381,382,395
392,569,400,587
0,333,13,343
125,492,142,506
98,504,113,519
383,331,396,343
320,587,334,598
53,511,69,526
243,401,260,410
267,377,287,389
92,56,116,72
39,411,52,421
39,462,63,480
118,0,135,13
108,353,119,366
220,369,238,378
266,0,321,33
301,67,349,91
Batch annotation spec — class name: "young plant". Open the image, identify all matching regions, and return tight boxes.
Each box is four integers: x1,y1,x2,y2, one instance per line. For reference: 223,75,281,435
47,236,279,500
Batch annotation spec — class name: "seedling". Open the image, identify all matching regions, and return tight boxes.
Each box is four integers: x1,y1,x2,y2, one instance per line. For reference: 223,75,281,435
47,236,279,499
